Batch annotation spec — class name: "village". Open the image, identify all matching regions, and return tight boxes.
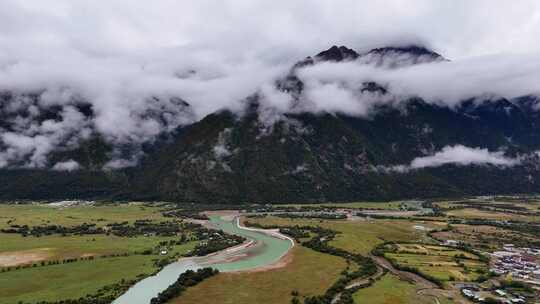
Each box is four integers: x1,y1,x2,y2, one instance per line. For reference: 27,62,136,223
457,244,540,304
491,244,540,284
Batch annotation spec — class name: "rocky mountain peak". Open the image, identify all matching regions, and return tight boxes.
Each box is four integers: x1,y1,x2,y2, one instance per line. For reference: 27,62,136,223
315,45,360,62
359,45,446,68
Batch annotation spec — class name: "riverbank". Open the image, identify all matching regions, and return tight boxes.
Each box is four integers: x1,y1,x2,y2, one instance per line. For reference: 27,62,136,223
113,214,294,304
197,211,295,272
234,216,295,272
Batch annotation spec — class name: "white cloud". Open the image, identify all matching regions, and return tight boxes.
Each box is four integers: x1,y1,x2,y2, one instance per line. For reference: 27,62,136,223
213,128,232,160
0,1,540,169
383,145,521,173
296,55,540,115
103,158,138,170
411,145,520,168
52,159,80,171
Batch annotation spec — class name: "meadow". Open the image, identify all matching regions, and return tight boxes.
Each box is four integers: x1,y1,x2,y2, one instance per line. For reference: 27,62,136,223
0,203,167,229
383,244,488,282
0,234,194,265
0,203,197,304
0,255,158,304
248,216,445,254
446,208,540,222
431,224,539,252
352,274,444,304
174,245,347,304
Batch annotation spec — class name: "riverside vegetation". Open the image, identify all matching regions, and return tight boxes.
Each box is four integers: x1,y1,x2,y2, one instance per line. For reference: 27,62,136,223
2,197,540,304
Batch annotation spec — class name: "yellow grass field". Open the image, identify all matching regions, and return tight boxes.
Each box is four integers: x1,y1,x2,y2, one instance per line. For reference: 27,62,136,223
385,244,488,282
446,208,540,222
173,245,347,304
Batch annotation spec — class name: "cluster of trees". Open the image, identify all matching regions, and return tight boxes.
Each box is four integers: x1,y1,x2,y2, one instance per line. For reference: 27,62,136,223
243,220,277,229
500,279,534,294
274,213,347,220
150,268,219,304
1,223,103,237
188,231,245,256
421,201,444,216
244,205,338,214
1,220,187,238
384,258,444,288
162,209,209,220
331,277,381,304
301,232,378,304
442,201,536,215
279,226,311,240
107,220,184,237
354,213,409,220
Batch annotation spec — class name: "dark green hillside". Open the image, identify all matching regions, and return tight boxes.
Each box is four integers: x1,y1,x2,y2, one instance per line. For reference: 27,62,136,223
1,46,540,203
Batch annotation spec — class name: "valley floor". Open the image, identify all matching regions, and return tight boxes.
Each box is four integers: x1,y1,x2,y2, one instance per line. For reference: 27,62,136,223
1,197,539,304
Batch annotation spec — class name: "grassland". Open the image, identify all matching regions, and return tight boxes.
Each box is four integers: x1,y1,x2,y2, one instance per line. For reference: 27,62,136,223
384,244,488,282
247,216,445,254
435,199,540,212
0,203,198,304
0,255,159,304
432,224,539,252
0,204,190,266
0,203,167,229
446,208,540,222
352,274,440,304
173,245,347,304
0,234,192,264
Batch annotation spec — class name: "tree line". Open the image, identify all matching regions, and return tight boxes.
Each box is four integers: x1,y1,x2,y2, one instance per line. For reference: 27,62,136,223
150,268,219,304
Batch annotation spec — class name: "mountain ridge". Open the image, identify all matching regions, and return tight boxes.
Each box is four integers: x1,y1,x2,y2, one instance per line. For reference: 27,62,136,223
1,45,540,203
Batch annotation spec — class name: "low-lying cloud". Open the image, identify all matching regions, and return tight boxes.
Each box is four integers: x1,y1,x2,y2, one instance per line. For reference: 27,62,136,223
295,54,540,115
1,1,540,169
52,159,80,171
383,145,522,173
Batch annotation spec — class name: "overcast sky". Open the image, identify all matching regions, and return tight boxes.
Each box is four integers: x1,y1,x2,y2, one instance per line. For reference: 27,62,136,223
1,0,540,169
1,0,540,61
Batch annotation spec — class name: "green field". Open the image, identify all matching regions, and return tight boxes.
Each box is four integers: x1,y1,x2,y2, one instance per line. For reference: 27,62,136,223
0,203,198,304
0,204,191,267
0,234,193,263
384,244,488,282
0,255,160,304
446,208,540,222
0,203,167,229
0,204,166,228
353,274,442,304
174,245,347,304
247,216,443,254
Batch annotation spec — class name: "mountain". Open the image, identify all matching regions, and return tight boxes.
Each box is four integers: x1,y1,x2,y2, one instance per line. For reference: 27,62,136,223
359,45,446,67
1,45,540,203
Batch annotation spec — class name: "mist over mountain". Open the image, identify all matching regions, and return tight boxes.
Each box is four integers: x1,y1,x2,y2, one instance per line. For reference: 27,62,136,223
1,43,540,202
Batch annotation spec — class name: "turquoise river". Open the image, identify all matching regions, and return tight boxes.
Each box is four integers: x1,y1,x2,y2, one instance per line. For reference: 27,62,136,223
113,215,293,304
